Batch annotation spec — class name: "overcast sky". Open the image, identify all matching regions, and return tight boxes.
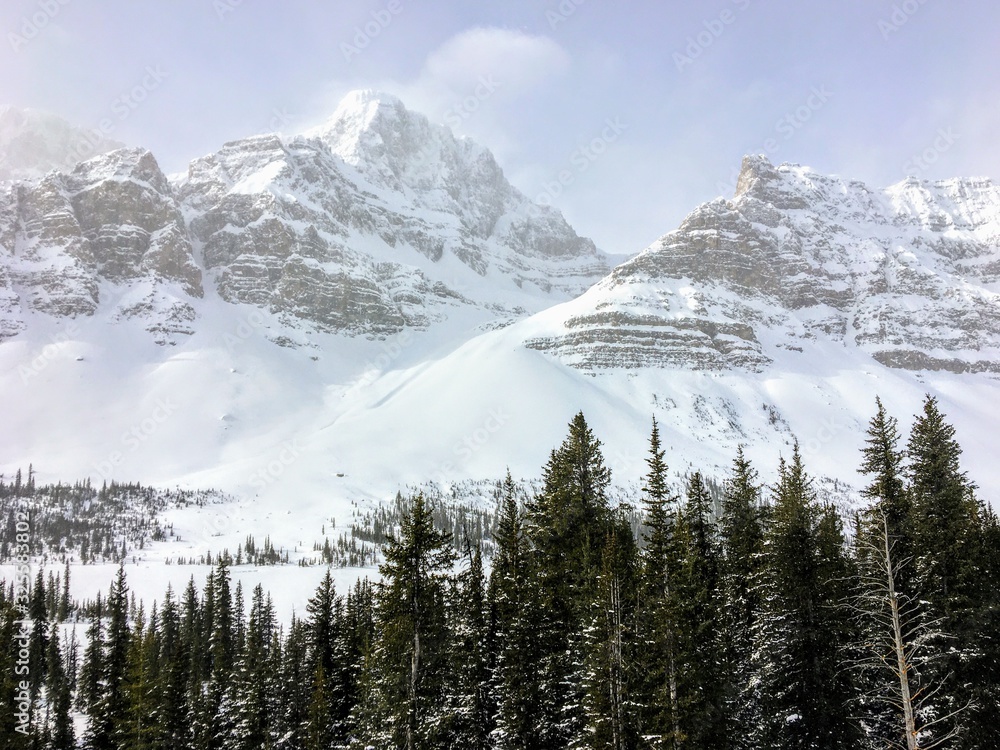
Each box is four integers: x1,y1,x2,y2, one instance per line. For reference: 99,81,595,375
3,0,999,254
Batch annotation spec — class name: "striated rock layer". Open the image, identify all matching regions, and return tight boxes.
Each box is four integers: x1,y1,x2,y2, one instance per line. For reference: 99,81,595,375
527,155,1000,373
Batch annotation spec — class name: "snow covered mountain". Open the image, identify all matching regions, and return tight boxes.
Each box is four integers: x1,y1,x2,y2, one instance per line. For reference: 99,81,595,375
526,154,1000,374
0,90,607,346
1,96,998,533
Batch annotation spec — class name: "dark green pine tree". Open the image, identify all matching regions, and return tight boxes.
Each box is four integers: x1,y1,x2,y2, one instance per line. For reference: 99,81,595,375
156,584,190,750
446,544,492,750
303,568,363,748
718,446,765,749
853,399,915,748
122,604,161,750
489,471,544,750
969,505,1000,746
636,417,682,749
858,397,913,593
581,519,640,750
907,395,980,617
27,569,49,697
199,562,236,750
86,564,131,750
367,492,456,750
209,561,236,687
906,395,989,748
672,472,727,749
77,592,104,713
276,615,311,749
45,621,74,750
753,445,859,749
524,411,614,749
225,584,277,750
813,503,861,744
303,568,339,748
179,576,206,750
339,578,374,741
305,661,333,750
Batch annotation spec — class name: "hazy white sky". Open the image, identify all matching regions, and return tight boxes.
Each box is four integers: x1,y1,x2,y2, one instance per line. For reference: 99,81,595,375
3,0,999,254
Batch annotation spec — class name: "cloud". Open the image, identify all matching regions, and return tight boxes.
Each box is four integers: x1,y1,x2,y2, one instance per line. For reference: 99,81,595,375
303,27,571,154
418,27,571,97
394,28,571,151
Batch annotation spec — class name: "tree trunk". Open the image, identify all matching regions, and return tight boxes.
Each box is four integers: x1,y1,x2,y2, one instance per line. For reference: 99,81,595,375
882,517,918,750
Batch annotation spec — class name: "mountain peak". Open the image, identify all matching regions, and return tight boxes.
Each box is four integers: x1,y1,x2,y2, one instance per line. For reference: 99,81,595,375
734,154,780,198
303,89,418,166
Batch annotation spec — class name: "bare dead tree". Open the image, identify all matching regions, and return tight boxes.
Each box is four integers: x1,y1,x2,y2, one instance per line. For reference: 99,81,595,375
849,511,967,750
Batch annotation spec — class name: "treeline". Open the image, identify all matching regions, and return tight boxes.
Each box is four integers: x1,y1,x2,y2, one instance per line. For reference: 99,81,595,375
0,479,229,565
2,395,999,749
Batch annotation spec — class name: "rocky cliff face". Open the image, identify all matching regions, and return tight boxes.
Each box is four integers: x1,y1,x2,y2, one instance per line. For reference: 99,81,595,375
0,147,201,342
527,155,1000,373
0,92,608,341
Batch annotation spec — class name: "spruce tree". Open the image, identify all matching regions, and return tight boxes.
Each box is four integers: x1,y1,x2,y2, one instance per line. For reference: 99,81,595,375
636,417,682,748
28,569,49,697
86,564,130,750
368,492,456,750
447,545,492,750
78,592,104,713
674,472,729,749
524,412,614,749
46,622,74,750
122,604,161,750
489,471,544,750
225,584,277,750
753,445,859,749
906,396,986,748
276,615,311,750
719,446,765,748
156,584,190,750
582,520,640,750
858,397,913,594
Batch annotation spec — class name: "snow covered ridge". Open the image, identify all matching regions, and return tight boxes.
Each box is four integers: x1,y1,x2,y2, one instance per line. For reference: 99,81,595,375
526,154,1000,375
0,93,607,344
